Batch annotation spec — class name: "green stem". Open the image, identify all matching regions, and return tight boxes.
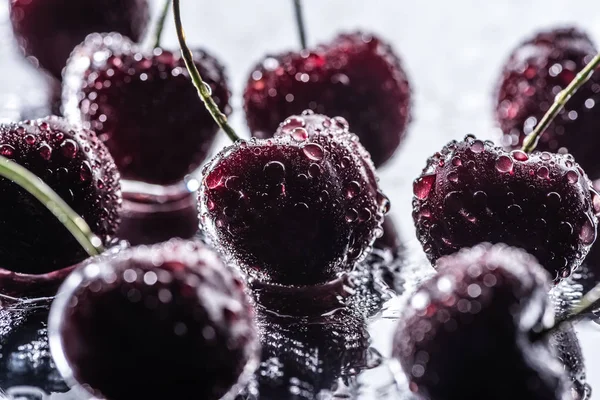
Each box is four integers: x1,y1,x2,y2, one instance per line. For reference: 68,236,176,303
522,52,600,153
0,156,103,257
293,0,307,49
172,0,240,142
153,0,172,49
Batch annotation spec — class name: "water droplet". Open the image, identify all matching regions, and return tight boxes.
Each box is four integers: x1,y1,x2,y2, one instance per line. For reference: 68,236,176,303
97,179,105,189
451,156,462,166
507,204,522,218
263,161,286,182
546,192,561,208
24,134,36,145
419,206,431,218
80,162,92,182
308,163,322,177
592,190,600,215
54,131,64,141
579,215,596,245
448,172,459,183
559,221,573,236
332,116,349,131
414,174,436,200
302,143,324,161
206,171,224,189
207,200,215,211
377,191,391,213
225,176,241,191
0,144,15,157
38,143,52,160
341,156,352,168
473,191,487,206
444,191,462,212
470,140,484,153
540,152,552,161
345,208,358,222
61,139,78,159
566,170,579,184
291,128,308,141
511,150,529,161
536,166,549,179
345,181,361,198
322,118,332,128
39,122,49,131
359,208,372,222
495,155,513,173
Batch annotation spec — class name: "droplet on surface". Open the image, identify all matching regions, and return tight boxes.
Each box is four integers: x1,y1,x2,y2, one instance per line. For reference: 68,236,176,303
0,144,15,157
414,174,436,200
263,161,286,182
38,144,52,160
536,166,549,179
469,140,484,153
511,150,529,161
61,139,78,159
495,155,513,173
579,216,596,245
565,170,579,184
302,143,324,161
291,128,308,142
345,181,361,198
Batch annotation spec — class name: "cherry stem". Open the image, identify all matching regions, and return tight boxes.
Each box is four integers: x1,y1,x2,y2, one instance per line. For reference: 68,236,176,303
522,52,600,153
0,156,104,257
153,0,172,49
172,0,240,142
293,0,307,49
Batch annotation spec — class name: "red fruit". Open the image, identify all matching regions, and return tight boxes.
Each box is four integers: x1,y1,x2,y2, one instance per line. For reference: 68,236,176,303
199,118,389,286
0,116,121,275
9,0,150,80
496,26,600,179
412,135,598,282
49,239,258,400
393,243,569,400
63,33,231,185
244,32,411,167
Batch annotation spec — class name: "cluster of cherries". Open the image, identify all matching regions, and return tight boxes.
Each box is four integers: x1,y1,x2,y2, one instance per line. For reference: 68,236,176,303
2,0,600,399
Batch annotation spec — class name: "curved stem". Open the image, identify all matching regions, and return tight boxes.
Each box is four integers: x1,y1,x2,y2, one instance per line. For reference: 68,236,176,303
522,53,600,153
172,0,240,142
0,156,103,257
153,0,172,49
293,0,307,49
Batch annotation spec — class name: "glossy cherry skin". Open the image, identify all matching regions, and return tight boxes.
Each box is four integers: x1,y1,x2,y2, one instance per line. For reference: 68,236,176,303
51,239,259,400
393,243,569,400
0,116,121,275
199,117,388,286
63,32,231,185
9,0,150,80
244,32,411,168
496,26,600,179
412,135,598,282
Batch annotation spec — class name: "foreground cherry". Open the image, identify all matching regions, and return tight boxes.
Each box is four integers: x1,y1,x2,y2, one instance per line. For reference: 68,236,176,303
199,115,388,286
413,135,598,281
63,32,231,185
49,239,258,400
496,26,600,179
9,0,150,80
393,243,569,400
244,32,411,167
0,116,121,275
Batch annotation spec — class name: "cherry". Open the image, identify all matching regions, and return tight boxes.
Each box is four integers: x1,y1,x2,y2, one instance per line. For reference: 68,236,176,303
243,31,411,168
9,0,150,80
412,135,598,282
63,32,231,185
199,116,389,286
393,243,569,400
0,116,121,275
49,239,258,400
496,26,600,179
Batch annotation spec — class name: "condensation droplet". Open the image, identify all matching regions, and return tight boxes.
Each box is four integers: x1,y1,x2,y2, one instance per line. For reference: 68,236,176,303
302,143,324,161
536,166,549,179
511,150,529,161
0,144,15,157
291,128,308,141
470,140,484,153
414,174,436,200
495,155,513,173
345,181,361,198
579,215,596,245
566,170,579,184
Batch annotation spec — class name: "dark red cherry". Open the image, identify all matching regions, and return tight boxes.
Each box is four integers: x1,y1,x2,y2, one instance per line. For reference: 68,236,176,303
0,116,121,275
199,121,388,286
63,33,231,185
244,32,411,167
9,0,150,80
50,239,258,400
412,135,598,282
393,243,569,400
496,26,600,179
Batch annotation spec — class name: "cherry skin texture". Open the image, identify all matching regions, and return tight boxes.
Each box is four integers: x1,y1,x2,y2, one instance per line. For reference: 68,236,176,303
52,239,258,400
199,115,389,286
0,116,121,275
244,32,411,168
63,32,231,185
412,135,598,282
393,243,569,400
496,26,600,179
9,0,150,80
